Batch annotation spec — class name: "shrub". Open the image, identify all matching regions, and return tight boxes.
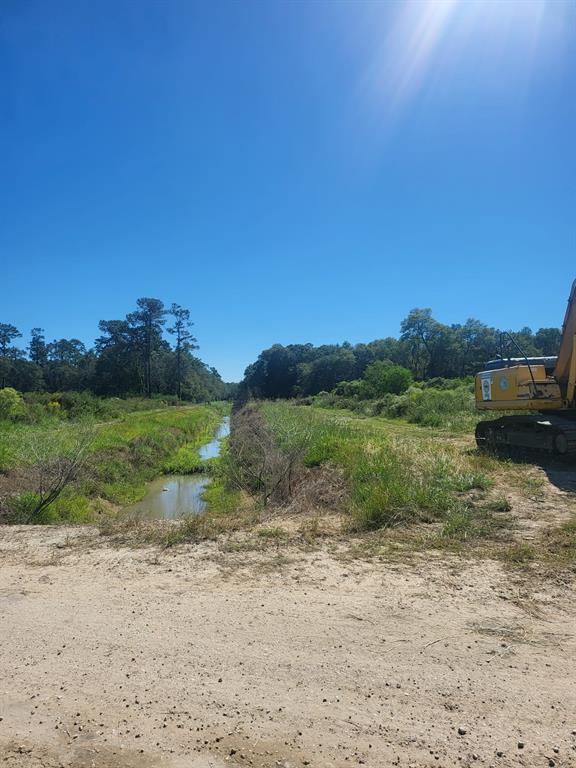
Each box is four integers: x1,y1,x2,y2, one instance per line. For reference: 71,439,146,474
10,424,95,521
0,388,25,420
404,387,475,428
362,362,413,397
422,377,474,391
225,406,306,504
332,380,364,398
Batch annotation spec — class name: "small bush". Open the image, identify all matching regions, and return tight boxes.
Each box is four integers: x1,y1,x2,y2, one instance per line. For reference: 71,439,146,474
332,380,365,398
163,443,205,473
6,492,39,523
0,388,25,421
6,490,92,524
421,377,474,391
314,381,478,431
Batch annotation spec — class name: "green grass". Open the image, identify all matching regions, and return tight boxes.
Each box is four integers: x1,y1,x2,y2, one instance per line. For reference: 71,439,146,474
1,401,230,524
8,490,95,525
258,401,502,536
255,401,576,568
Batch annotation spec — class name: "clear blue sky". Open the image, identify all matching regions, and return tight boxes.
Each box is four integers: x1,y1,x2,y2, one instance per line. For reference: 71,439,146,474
1,0,575,381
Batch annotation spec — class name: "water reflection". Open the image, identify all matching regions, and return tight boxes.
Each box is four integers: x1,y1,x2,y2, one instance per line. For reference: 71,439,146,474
124,415,230,520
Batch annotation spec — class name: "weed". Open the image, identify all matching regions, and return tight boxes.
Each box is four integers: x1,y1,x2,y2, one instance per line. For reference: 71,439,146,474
257,526,287,539
541,520,576,563
100,506,257,549
485,495,513,512
503,543,537,563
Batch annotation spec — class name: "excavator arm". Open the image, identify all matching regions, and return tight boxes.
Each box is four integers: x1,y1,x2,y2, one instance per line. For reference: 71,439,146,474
553,279,576,403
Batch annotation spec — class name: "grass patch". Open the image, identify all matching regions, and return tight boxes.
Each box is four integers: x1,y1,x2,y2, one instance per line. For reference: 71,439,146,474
7,490,94,524
1,402,230,523
201,479,244,515
163,443,207,474
259,402,493,533
257,526,288,539
441,503,512,541
541,520,576,563
501,543,537,564
484,495,513,512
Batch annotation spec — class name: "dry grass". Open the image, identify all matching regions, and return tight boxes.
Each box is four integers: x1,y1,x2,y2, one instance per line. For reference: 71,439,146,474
99,505,258,549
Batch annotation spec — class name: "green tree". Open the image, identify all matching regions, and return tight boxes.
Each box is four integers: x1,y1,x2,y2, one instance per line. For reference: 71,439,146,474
513,327,541,357
94,320,141,394
43,338,89,391
535,327,562,356
400,309,445,378
168,304,198,399
244,345,301,399
451,319,498,376
0,324,24,387
298,349,357,395
9,360,44,392
29,328,48,366
47,338,87,365
0,323,22,357
127,298,167,397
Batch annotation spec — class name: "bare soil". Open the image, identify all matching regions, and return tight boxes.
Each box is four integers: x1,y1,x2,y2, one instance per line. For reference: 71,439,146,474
1,523,575,768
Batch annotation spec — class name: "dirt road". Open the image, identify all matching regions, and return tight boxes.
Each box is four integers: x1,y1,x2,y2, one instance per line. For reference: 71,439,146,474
0,526,575,768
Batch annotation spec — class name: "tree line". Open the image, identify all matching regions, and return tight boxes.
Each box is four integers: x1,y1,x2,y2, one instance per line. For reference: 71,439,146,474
240,308,561,399
0,298,235,401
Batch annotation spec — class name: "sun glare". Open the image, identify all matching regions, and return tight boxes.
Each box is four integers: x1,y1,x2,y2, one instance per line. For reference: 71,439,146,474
362,0,569,116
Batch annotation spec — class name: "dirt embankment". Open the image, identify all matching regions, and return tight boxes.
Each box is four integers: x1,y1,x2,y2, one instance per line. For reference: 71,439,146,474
0,526,575,768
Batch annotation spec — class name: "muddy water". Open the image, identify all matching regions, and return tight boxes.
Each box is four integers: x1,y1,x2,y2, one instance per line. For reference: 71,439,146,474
124,416,230,520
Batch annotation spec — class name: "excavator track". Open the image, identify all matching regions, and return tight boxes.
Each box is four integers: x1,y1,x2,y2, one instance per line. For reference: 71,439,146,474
475,414,576,456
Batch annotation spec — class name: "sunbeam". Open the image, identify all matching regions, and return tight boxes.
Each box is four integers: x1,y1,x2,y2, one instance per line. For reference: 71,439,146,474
361,0,569,117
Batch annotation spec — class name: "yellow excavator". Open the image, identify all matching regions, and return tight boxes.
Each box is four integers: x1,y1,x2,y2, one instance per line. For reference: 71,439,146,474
475,280,576,455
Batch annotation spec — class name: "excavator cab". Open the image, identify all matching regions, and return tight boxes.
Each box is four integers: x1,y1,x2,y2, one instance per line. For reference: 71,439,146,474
474,281,576,455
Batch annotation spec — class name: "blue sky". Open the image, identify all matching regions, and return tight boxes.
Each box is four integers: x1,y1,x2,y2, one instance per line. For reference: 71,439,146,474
1,0,575,381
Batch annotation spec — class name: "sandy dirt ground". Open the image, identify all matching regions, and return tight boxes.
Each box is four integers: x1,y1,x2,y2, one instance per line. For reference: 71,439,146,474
0,526,575,768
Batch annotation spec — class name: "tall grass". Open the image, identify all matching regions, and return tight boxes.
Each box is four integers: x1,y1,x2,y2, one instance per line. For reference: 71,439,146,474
260,402,493,532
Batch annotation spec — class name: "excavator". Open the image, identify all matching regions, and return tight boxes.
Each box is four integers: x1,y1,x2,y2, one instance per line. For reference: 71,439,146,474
475,280,576,455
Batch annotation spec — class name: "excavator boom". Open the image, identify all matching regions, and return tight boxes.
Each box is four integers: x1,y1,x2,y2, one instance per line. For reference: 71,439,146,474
553,279,576,400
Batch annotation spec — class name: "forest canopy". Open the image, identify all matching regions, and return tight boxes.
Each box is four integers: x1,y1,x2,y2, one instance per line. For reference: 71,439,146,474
0,298,234,402
240,308,561,400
